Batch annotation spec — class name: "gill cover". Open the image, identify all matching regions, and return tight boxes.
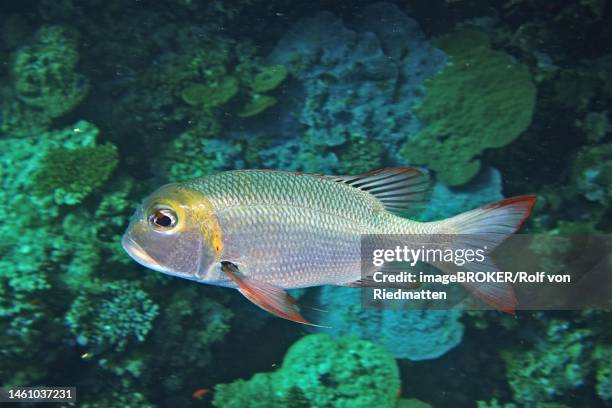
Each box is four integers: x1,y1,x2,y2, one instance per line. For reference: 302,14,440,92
122,183,223,278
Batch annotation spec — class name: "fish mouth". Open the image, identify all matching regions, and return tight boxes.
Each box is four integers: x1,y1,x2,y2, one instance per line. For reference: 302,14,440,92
121,234,167,272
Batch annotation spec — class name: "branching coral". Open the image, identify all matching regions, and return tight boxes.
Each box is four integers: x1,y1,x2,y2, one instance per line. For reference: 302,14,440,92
400,29,536,186
65,280,159,351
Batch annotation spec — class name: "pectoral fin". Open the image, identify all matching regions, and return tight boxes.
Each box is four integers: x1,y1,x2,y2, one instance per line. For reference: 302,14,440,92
221,261,323,327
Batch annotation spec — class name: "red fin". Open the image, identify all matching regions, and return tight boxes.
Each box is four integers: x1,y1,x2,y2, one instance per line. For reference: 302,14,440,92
434,259,518,314
484,195,537,233
429,195,536,313
221,262,324,327
443,195,537,236
332,167,431,215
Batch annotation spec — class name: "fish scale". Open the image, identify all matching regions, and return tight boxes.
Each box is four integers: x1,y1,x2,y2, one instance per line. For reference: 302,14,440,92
185,170,397,287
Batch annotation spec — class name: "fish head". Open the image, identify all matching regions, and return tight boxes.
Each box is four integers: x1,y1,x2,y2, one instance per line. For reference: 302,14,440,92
122,183,222,281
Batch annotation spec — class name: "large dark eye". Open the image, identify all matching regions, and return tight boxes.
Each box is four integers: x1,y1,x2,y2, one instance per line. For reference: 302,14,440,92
149,208,177,229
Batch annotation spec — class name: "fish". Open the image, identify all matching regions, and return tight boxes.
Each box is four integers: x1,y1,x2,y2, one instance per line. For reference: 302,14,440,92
122,168,536,325
191,388,210,399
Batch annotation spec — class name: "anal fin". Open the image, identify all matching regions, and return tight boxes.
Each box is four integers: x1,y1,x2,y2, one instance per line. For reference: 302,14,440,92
221,262,325,327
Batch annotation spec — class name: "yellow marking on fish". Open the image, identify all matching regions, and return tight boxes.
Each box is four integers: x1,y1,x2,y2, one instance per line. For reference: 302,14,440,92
144,183,225,261
174,186,224,261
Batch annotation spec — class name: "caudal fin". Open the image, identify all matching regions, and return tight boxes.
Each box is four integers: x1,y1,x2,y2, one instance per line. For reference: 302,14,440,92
433,195,536,313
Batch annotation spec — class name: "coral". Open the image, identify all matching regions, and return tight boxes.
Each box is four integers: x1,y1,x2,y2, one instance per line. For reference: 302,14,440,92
154,128,241,182
0,120,136,386
593,344,612,401
577,111,610,143
1,25,88,137
250,64,288,93
238,94,277,117
148,285,234,393
213,334,400,408
476,399,517,408
65,280,159,351
33,143,118,205
501,319,592,405
400,29,536,186
315,286,464,361
180,76,239,108
571,141,612,205
418,167,503,221
79,390,154,408
12,25,89,119
262,2,447,173
337,133,384,175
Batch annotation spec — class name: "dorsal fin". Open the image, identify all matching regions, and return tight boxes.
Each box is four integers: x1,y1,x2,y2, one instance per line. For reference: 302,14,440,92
331,167,431,215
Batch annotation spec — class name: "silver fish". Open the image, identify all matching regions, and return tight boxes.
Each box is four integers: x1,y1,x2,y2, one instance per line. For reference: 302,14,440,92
122,168,536,324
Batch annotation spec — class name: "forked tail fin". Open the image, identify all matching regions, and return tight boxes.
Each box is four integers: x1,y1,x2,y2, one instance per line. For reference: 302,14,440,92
432,195,537,313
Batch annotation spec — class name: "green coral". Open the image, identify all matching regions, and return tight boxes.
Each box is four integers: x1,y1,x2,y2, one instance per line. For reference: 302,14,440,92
33,143,119,205
65,280,159,351
238,94,277,117
501,319,592,405
213,334,400,408
401,29,536,186
181,76,239,107
0,121,111,385
251,64,288,93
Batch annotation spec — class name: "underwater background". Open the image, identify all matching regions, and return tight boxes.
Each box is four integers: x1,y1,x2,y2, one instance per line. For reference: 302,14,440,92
0,0,611,407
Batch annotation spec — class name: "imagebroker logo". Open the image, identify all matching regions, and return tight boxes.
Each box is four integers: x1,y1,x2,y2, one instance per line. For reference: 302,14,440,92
359,233,611,311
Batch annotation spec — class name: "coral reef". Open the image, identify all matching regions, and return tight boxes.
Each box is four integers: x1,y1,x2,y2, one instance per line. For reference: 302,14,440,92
65,280,159,351
419,166,503,221
213,334,401,408
33,143,118,205
1,25,89,137
12,25,89,118
155,128,242,182
0,1,610,407
593,344,612,401
262,2,447,173
315,286,464,361
501,318,593,405
400,29,536,186
571,142,612,206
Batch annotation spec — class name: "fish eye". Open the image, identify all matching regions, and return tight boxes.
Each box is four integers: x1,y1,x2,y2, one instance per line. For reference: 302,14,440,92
149,207,178,230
